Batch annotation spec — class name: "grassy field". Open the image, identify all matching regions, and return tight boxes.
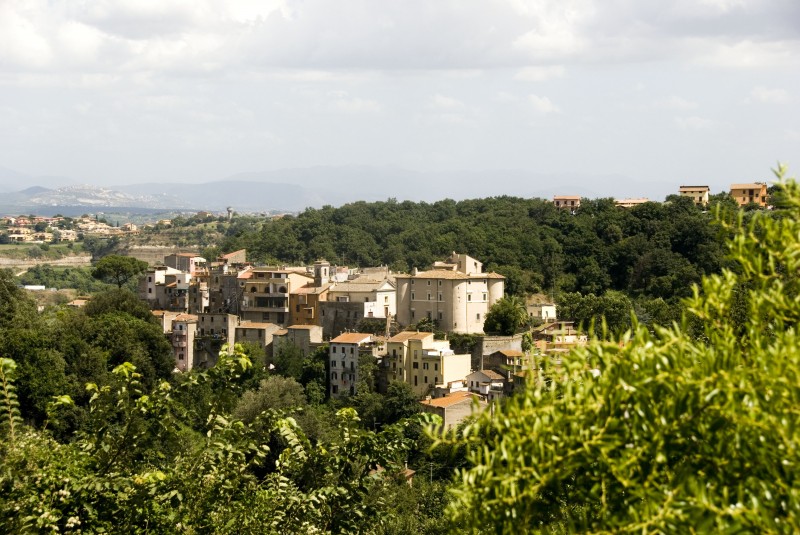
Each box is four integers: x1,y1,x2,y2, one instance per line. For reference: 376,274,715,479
0,242,85,260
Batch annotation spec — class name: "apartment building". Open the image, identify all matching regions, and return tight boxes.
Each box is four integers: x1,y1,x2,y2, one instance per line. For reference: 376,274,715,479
240,267,313,326
272,324,324,358
553,195,581,211
235,321,281,357
395,253,504,334
385,331,471,397
328,332,374,397
678,185,710,207
164,253,205,277
730,183,768,207
171,314,198,372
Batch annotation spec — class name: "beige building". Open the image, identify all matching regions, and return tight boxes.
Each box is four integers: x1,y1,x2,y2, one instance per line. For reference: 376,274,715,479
395,253,504,334
164,253,206,277
678,185,710,207
171,313,198,372
235,321,281,356
730,183,768,207
615,198,649,208
240,268,313,325
272,324,324,358
385,331,471,397
553,195,581,210
328,332,374,397
420,391,487,430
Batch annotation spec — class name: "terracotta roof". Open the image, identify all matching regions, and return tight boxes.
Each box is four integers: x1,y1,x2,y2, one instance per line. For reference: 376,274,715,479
274,329,289,335
494,349,524,357
553,195,581,200
478,369,505,381
420,391,479,408
679,185,709,191
287,324,319,330
222,249,245,259
174,314,198,322
331,332,373,344
388,331,434,342
293,283,331,295
731,183,766,190
237,271,253,280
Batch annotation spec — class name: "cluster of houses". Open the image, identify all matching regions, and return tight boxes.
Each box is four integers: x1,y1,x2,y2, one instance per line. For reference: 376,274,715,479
554,182,770,211
134,250,583,429
0,215,140,243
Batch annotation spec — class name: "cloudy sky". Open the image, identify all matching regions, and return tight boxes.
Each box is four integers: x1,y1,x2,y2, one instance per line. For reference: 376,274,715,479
0,0,798,199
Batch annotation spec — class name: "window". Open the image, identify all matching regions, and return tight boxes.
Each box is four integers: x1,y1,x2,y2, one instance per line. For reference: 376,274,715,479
414,376,418,386
411,280,414,285
438,293,442,301
341,361,345,369
411,310,415,319
424,376,428,383
414,350,418,358
350,347,354,354
332,372,338,380
392,362,396,370
438,280,442,286
148,277,152,283
483,293,487,300
468,294,472,301
392,349,397,357
434,363,438,371
411,292,415,300
341,346,345,353
427,280,431,286
332,360,336,367
438,312,443,320
423,363,428,370
350,362,354,371
413,362,419,369
178,353,184,361
332,385,338,394
427,293,431,300
148,288,152,294
477,313,481,320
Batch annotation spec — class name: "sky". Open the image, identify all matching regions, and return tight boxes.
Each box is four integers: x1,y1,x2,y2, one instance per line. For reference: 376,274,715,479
0,0,798,200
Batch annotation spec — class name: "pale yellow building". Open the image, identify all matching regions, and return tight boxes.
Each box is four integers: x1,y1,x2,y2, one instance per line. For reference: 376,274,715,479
678,185,710,207
553,195,581,210
395,253,504,334
385,331,471,397
615,198,649,208
730,183,768,207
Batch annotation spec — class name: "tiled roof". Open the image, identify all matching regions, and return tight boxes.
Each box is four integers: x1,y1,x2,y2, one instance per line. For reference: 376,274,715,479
554,195,581,200
388,331,434,342
293,283,331,294
396,270,505,280
679,185,709,191
331,332,373,344
274,329,289,336
495,349,524,357
222,249,245,259
287,324,319,330
479,369,505,381
421,391,479,408
731,183,766,190
329,281,385,293
174,314,198,322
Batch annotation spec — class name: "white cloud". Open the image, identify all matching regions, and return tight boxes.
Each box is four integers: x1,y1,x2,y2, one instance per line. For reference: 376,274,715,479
675,116,713,130
329,93,381,114
430,94,464,110
749,86,790,104
514,65,565,81
694,39,800,70
656,96,699,110
529,94,560,114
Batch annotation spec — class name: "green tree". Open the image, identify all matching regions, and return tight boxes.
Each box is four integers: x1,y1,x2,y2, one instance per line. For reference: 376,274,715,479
483,296,528,335
91,254,148,289
440,167,800,532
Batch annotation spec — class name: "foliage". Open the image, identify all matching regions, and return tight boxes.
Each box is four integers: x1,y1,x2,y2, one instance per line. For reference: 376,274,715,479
0,345,427,533
439,167,800,532
483,295,529,335
18,265,114,294
91,254,148,289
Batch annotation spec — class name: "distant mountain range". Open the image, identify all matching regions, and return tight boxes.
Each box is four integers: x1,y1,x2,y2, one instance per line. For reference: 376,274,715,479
0,164,679,216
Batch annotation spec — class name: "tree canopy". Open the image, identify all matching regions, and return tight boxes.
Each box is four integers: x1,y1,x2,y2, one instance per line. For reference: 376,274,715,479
441,167,800,532
91,254,148,289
